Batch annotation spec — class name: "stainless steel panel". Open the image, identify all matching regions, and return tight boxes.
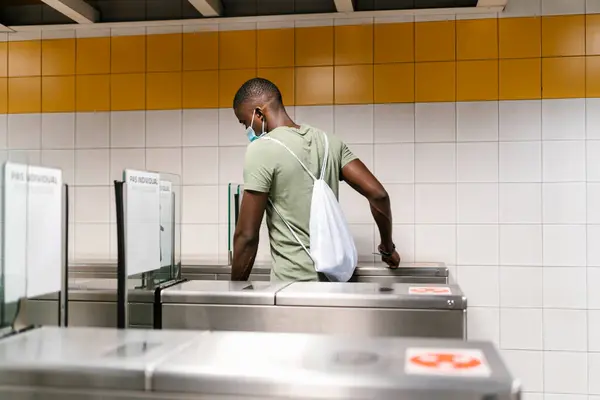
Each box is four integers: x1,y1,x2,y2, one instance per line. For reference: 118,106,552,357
353,263,448,277
32,279,155,303
153,330,518,399
161,281,291,305
276,282,466,309
161,304,465,338
216,273,270,281
0,327,202,390
353,275,447,284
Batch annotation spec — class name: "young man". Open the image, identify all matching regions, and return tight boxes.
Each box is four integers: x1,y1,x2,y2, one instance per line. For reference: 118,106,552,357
231,78,400,282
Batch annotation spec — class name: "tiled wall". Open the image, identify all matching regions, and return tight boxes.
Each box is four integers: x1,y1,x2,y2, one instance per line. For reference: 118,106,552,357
3,0,600,397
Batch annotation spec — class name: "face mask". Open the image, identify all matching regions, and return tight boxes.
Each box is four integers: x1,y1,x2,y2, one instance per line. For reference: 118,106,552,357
245,109,266,142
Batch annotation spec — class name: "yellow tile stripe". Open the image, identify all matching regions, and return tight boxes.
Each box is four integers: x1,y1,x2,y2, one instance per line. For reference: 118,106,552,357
1,14,600,114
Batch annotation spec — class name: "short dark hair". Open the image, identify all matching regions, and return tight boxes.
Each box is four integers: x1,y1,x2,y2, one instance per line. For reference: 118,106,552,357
233,77,282,110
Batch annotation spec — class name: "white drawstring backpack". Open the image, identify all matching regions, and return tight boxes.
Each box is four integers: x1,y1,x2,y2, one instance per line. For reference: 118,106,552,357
262,133,358,282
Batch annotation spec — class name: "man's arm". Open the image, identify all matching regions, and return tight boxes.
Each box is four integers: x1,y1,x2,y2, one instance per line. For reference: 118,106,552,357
341,159,400,267
231,190,269,281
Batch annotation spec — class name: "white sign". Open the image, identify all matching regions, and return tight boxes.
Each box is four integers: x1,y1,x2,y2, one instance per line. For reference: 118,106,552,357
405,348,491,378
3,163,63,302
408,286,452,295
159,180,173,268
125,170,160,275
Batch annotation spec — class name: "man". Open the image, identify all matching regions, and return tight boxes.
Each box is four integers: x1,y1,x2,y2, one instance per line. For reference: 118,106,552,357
231,78,400,282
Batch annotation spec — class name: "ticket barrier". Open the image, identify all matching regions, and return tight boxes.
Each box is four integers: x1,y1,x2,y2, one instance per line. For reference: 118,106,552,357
161,281,467,339
0,326,520,400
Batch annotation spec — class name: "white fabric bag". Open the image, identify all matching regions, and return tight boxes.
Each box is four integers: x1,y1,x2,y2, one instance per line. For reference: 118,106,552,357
262,133,358,282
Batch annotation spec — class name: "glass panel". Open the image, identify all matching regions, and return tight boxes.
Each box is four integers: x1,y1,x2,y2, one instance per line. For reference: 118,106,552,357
227,182,243,265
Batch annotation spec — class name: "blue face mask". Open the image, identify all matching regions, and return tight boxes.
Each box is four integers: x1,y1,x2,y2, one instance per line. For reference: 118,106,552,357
245,109,266,142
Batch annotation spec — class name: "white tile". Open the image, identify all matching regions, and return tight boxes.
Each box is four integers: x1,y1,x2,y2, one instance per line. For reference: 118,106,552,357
41,113,75,149
295,106,334,134
75,187,110,223
544,225,586,267
74,224,110,260
340,183,372,224
545,394,588,400
76,28,111,38
183,109,219,147
543,309,587,351
544,352,588,394
542,0,585,14
457,265,499,306
589,227,600,267
543,141,586,182
181,224,220,262
415,14,455,22
590,267,600,308
219,108,247,146
373,103,414,143
499,142,542,182
500,308,543,350
456,101,498,142
499,100,542,141
334,105,374,144
0,114,7,149
74,149,109,186
500,225,543,266
457,225,499,266
542,183,586,224
591,353,600,395
8,150,40,165
41,150,75,186
182,186,219,224
42,29,75,40
182,147,219,185
110,111,145,148
111,27,146,36
415,184,455,224
589,0,600,13
457,142,498,183
542,99,586,140
467,307,500,346
8,114,41,150
349,144,374,171
110,149,145,183
544,266,587,309
387,184,415,224
500,266,543,307
501,0,541,16
392,224,415,262
590,310,600,351
499,183,542,223
218,146,246,185
590,184,600,223
589,98,600,139
147,25,182,35
75,112,109,148
501,350,544,393
349,224,375,263
415,143,456,183
373,144,414,184
457,183,498,224
145,110,182,148
588,141,600,182
146,148,182,177
415,103,455,143
415,225,456,265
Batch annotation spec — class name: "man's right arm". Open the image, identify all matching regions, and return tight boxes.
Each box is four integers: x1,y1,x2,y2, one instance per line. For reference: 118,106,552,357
341,158,400,268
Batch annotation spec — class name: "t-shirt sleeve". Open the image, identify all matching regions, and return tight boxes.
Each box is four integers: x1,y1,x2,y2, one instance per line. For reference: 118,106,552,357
340,142,358,168
243,142,274,193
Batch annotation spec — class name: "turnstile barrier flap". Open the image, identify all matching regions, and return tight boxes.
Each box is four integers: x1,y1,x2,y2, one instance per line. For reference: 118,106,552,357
160,280,292,305
275,282,467,310
152,330,519,400
0,327,202,391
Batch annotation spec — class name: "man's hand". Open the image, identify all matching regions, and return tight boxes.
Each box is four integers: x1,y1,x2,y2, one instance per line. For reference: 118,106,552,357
378,244,401,269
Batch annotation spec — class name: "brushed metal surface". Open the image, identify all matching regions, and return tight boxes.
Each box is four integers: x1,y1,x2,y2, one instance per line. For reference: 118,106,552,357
161,281,292,305
161,304,465,338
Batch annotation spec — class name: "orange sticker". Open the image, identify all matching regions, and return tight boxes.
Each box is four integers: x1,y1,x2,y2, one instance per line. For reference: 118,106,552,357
408,286,452,295
405,348,491,377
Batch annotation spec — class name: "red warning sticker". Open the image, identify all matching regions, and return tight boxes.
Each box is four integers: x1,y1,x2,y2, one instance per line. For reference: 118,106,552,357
405,348,491,377
408,286,452,295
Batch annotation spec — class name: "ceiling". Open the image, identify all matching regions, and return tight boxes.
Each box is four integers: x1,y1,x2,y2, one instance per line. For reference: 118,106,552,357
0,0,480,26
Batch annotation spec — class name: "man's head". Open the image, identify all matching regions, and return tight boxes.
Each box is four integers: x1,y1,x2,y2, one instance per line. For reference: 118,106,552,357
233,77,283,137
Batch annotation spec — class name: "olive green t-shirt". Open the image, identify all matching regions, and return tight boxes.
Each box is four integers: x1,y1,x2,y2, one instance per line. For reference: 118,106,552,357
243,124,357,282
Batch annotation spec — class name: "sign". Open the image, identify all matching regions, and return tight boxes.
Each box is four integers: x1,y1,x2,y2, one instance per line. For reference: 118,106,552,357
125,170,160,276
409,286,452,295
405,348,491,377
3,163,62,302
159,180,173,268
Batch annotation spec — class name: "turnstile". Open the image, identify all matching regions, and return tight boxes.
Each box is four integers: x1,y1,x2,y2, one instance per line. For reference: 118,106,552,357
161,281,467,339
0,326,520,400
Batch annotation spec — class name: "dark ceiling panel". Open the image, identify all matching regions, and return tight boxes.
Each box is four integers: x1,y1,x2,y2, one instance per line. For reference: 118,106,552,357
83,0,202,22
222,0,336,17
257,0,295,16
0,0,75,25
414,0,477,8
221,0,257,17
356,0,477,11
293,0,336,14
